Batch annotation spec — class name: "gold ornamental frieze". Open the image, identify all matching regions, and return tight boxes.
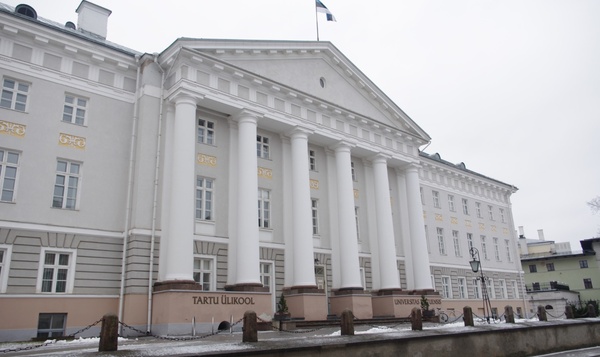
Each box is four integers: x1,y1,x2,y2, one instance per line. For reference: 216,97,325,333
491,225,497,232
197,153,217,167
310,179,319,190
258,167,272,179
479,223,485,231
451,217,458,224
58,133,86,149
0,120,26,138
435,214,443,222
503,228,509,235
465,220,472,227
353,189,359,199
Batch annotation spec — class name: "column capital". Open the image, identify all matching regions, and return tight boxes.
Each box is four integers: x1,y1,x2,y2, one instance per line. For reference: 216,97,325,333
404,162,422,173
370,153,392,165
233,109,263,124
287,126,314,140
167,88,204,105
330,140,356,153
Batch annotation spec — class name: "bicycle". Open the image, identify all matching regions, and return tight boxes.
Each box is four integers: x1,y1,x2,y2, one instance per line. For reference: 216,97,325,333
436,308,457,323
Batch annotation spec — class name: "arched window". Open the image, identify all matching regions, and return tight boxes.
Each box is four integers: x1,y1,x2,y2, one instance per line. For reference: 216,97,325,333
15,4,37,19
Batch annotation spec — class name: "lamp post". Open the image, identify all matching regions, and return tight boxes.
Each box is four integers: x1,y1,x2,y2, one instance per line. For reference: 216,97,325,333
469,247,493,323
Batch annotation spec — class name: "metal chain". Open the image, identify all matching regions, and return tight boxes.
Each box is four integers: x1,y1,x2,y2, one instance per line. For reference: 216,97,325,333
546,311,566,319
118,317,244,341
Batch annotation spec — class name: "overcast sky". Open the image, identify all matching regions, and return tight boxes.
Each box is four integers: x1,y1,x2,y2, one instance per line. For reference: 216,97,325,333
8,0,599,249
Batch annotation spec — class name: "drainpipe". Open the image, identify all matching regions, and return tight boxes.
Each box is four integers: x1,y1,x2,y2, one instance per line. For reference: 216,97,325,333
147,53,165,333
118,54,142,332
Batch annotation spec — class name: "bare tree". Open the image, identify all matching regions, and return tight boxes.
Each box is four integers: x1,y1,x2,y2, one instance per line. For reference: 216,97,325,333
589,196,600,214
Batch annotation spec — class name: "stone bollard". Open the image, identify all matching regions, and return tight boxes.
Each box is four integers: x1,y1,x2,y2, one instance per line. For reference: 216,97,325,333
537,305,547,321
504,305,515,323
341,309,354,336
411,307,422,331
99,313,118,352
242,311,258,343
587,304,597,318
565,305,574,319
463,306,474,327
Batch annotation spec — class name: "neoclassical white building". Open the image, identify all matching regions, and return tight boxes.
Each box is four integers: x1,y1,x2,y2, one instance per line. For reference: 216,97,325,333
0,1,525,341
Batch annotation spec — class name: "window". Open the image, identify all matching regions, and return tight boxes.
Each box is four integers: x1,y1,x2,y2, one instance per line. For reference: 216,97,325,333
311,199,319,235
499,279,507,299
52,160,81,210
260,262,273,292
425,225,430,253
437,227,445,255
38,249,75,293
256,135,270,159
529,264,537,273
420,187,424,204
258,189,271,228
62,95,87,125
1,78,29,111
546,263,555,272
193,257,214,291
580,260,588,269
195,177,214,221
467,233,473,251
473,278,481,299
448,195,455,211
493,237,500,261
511,280,519,299
359,266,366,289
441,276,452,298
0,245,11,293
476,202,482,218
457,277,467,299
37,313,67,338
309,149,317,171
480,235,488,260
351,161,356,181
462,198,469,215
584,278,593,289
505,239,512,262
488,205,494,220
499,208,505,223
452,230,461,257
432,191,440,208
355,206,360,241
486,278,495,299
0,149,19,202
197,119,215,145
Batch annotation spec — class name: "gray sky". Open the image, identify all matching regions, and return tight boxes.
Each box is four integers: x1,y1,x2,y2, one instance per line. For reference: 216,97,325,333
9,0,600,249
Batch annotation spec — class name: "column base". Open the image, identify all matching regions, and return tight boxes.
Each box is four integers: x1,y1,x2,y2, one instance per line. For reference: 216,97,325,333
225,284,269,293
283,287,327,321
153,280,201,292
330,288,373,319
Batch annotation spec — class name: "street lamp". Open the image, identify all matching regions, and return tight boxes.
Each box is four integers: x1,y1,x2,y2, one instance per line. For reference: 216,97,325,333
469,247,493,323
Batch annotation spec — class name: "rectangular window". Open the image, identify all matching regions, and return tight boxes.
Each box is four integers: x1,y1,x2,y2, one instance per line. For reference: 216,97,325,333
311,199,319,235
505,239,512,262
580,260,588,269
499,208,506,223
195,177,214,220
441,276,452,298
584,278,593,289
420,187,424,204
256,135,270,159
486,278,495,299
480,235,488,260
452,230,461,257
425,225,430,253
467,233,473,251
493,237,500,261
62,95,87,125
260,262,273,292
52,160,81,210
529,264,537,273
473,278,481,299
546,263,555,272
437,227,445,255
511,280,520,299
432,191,440,208
499,279,507,299
1,78,29,111
197,119,215,145
476,202,482,218
193,257,214,291
309,149,317,171
39,250,74,293
0,149,19,202
0,245,11,293
462,198,469,215
448,195,455,211
488,205,494,220
351,161,356,181
37,313,67,339
258,189,271,228
355,206,360,241
457,277,467,299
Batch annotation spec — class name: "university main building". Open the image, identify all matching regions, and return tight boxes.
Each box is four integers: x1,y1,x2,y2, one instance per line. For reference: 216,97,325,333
0,1,525,341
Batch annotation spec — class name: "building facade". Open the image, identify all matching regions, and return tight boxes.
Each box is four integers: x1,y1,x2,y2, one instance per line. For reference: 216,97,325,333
0,1,525,341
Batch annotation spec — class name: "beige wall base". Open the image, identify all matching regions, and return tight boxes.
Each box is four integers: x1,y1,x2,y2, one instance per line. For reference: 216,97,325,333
329,291,373,319
285,293,328,321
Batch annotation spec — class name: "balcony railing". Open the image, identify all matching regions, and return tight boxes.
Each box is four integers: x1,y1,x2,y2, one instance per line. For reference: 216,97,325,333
525,281,570,292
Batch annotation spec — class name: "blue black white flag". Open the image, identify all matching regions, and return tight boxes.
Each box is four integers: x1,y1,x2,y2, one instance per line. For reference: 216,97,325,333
316,0,336,22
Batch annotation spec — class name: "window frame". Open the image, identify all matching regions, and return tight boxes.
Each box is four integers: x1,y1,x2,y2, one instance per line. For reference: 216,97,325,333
311,198,319,235
432,190,440,208
436,227,446,255
488,205,494,221
505,239,512,262
584,278,593,289
37,313,67,339
197,118,215,145
351,161,356,181
493,237,501,261
579,260,589,269
457,277,467,299
441,275,453,299
546,263,555,272
195,176,214,221
309,149,317,171
486,278,496,299
193,255,216,291
476,202,482,218
0,149,20,203
258,188,271,229
52,159,82,210
62,94,88,126
355,206,360,242
36,248,76,294
1,77,30,112
448,194,455,212
462,198,469,215
529,264,537,273
452,230,461,257
511,280,520,299
256,134,270,159
473,278,482,299
480,235,488,260
498,279,508,299
499,208,506,223
0,244,13,293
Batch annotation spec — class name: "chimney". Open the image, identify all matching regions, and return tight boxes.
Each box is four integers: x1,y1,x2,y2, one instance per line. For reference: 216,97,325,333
518,226,525,238
538,229,545,241
76,1,112,39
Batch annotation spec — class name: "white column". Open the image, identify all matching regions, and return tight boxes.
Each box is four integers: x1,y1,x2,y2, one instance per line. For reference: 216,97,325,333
226,119,239,285
164,95,197,281
405,164,433,290
234,111,261,286
289,128,317,287
395,169,415,290
333,142,362,289
371,155,401,290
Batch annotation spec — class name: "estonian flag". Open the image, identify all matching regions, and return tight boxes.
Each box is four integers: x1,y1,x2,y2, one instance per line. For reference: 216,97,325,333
316,0,336,22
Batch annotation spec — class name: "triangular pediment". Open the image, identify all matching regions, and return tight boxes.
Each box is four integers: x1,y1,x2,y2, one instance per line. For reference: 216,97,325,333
171,39,430,142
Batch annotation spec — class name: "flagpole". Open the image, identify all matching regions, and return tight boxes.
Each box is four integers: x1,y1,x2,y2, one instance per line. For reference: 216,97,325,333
315,1,320,41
